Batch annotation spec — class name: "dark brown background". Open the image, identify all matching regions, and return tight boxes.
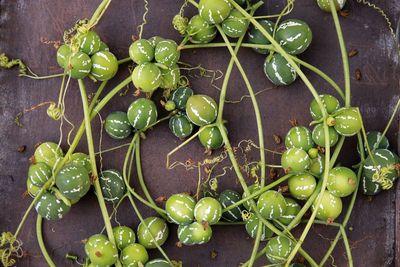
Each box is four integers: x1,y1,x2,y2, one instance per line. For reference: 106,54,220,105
0,0,399,266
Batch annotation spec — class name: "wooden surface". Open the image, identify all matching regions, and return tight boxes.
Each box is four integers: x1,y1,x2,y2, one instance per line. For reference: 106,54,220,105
0,0,399,266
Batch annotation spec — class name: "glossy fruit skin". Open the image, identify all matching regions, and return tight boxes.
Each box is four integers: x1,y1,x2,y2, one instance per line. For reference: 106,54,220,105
317,0,346,12
99,169,126,203
198,126,224,150
187,15,217,44
127,98,158,130
309,153,325,177
148,36,164,48
277,198,301,226
84,234,108,256
132,63,162,93
327,167,357,197
333,107,362,136
64,51,92,79
186,95,218,126
264,53,297,86
160,64,180,89
169,114,194,139
186,221,213,244
309,94,341,120
288,173,317,200
218,189,244,222
194,197,222,225
129,39,155,64
242,183,260,211
69,152,92,174
222,9,248,38
113,226,136,250
245,215,273,241
55,163,91,200
165,193,196,225
281,148,311,174
35,191,70,220
361,149,399,195
145,259,172,267
248,20,275,54
198,0,232,24
312,124,339,147
170,87,194,110
56,44,72,68
78,31,101,55
154,40,180,67
104,111,132,139
27,178,41,198
276,19,312,55
90,51,119,81
177,224,195,245
266,236,294,264
28,162,52,187
34,142,64,169
120,243,149,267
257,190,287,220
285,126,314,151
137,217,169,249
359,131,390,155
312,191,342,222
87,236,118,266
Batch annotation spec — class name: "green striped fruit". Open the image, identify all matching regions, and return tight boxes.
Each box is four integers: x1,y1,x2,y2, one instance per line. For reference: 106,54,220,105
148,36,164,48
312,124,339,147
186,95,218,126
129,39,155,64
310,153,325,177
242,183,261,211
266,236,294,264
285,126,314,151
198,0,232,24
170,87,194,110
257,190,286,220
359,131,390,155
281,148,311,174
169,114,194,139
99,169,126,203
99,41,109,52
276,19,312,55
127,98,158,130
177,224,195,245
55,163,90,200
28,162,52,187
137,217,169,249
247,20,275,54
160,64,180,89
69,152,91,174
245,215,273,241
222,9,248,38
35,191,70,220
154,40,180,67
145,259,172,267
90,51,119,81
264,53,297,86
327,167,357,197
218,189,244,222
84,234,107,256
187,15,217,44
64,51,92,79
198,126,224,150
194,197,222,225
288,173,317,200
105,111,132,139
317,0,346,12
120,244,149,267
165,193,196,225
78,31,101,55
56,44,72,68
132,63,162,93
277,198,301,226
310,94,341,120
27,179,41,198
187,221,213,244
34,142,64,169
312,191,342,222
333,107,362,136
85,234,118,266
113,226,136,250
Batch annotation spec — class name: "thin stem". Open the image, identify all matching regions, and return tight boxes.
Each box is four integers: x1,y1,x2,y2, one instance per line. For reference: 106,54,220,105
36,215,56,267
375,97,400,150
19,73,65,80
87,0,112,29
117,57,132,65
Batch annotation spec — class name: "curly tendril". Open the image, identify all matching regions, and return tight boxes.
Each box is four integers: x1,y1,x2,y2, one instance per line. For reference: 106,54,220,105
47,103,63,120
173,15,188,35
372,165,395,190
0,53,28,75
241,210,252,222
0,232,23,267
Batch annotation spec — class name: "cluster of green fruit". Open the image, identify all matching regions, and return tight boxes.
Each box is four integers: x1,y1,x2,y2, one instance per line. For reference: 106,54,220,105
57,31,118,81
84,220,170,267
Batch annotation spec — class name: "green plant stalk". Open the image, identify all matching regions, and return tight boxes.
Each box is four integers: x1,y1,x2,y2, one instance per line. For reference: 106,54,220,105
78,79,121,267
87,0,112,29
374,97,400,150
36,215,56,267
117,57,132,65
20,73,65,80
